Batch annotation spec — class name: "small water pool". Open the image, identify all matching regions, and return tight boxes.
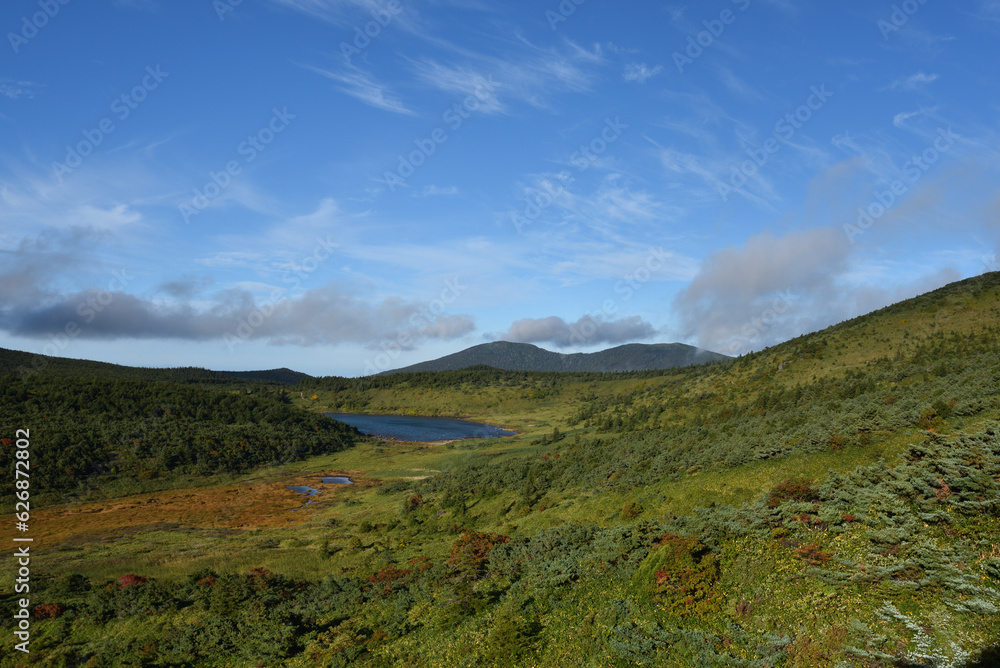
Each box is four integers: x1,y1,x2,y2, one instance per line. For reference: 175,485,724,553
285,485,320,495
326,413,515,442
285,477,353,510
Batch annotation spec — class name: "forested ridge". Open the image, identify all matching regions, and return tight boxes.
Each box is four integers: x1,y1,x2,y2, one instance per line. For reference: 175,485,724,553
0,376,357,503
4,272,1000,666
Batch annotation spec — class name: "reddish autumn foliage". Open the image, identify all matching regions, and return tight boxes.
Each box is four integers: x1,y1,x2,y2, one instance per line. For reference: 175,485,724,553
827,434,849,450
366,566,411,585
245,567,282,588
448,531,509,577
407,556,432,572
645,532,722,615
365,565,414,596
117,574,148,589
33,603,64,620
795,543,832,566
245,567,282,592
767,479,819,508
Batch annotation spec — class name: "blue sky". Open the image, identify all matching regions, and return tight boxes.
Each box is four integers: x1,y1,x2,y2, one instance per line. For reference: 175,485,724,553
2,0,998,376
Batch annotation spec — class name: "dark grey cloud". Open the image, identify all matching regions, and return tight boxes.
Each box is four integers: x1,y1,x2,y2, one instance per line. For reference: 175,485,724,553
417,314,476,341
501,314,657,348
0,282,475,348
672,228,960,356
673,228,850,355
0,227,473,350
0,228,102,305
157,276,213,299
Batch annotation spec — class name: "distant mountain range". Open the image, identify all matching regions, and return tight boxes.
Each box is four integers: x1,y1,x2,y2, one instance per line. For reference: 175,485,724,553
380,341,730,375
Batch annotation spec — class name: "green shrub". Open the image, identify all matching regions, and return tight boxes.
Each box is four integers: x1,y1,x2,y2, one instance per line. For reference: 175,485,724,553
448,531,510,579
631,532,722,616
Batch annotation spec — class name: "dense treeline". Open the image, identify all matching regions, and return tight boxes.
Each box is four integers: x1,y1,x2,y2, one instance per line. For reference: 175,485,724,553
0,375,357,499
307,363,727,391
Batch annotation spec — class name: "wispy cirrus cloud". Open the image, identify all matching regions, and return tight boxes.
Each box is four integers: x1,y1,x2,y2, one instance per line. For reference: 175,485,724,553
297,63,414,115
410,60,505,113
0,79,40,100
410,39,601,114
414,185,459,197
623,62,663,84
887,71,939,91
269,0,394,26
521,173,674,238
715,67,762,99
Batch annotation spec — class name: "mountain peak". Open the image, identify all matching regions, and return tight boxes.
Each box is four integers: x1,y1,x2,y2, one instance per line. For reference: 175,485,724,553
379,341,729,375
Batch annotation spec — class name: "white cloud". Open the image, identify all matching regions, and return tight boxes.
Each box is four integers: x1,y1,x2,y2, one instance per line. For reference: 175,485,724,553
297,63,414,115
716,67,762,99
414,185,459,197
500,314,657,348
410,39,599,114
887,72,939,91
0,80,40,100
623,62,663,84
411,61,505,113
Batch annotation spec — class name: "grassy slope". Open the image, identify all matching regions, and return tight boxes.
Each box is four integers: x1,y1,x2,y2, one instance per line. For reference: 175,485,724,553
9,272,1000,666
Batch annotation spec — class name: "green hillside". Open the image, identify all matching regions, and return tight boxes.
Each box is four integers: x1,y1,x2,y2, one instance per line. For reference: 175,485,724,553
4,272,1000,666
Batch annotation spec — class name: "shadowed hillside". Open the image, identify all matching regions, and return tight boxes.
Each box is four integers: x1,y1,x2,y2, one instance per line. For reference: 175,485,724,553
0,347,310,385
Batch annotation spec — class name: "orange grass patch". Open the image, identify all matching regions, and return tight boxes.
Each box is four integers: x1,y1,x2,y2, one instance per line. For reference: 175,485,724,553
23,473,369,548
